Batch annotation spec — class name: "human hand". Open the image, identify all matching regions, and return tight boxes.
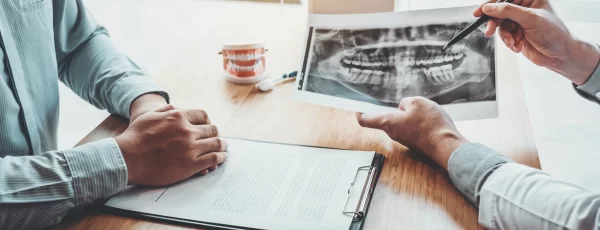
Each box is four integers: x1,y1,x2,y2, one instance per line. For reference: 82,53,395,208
475,0,600,85
115,104,228,186
356,97,468,170
129,93,168,123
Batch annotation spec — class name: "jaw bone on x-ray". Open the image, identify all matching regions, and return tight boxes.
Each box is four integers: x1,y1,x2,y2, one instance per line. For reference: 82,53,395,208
302,22,496,107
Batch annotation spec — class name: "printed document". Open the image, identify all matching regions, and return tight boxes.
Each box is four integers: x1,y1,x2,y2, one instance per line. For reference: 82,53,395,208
105,138,375,230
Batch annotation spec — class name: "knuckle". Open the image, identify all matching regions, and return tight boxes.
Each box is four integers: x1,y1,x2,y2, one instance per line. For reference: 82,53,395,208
181,126,194,138
411,97,427,106
210,125,219,137
498,3,509,12
380,117,390,130
413,96,426,102
198,109,209,120
164,104,175,111
169,110,184,120
529,10,542,21
210,153,222,165
400,97,412,105
212,137,223,150
179,136,194,148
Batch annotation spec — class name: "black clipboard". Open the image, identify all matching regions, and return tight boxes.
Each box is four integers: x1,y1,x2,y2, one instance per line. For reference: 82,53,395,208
99,138,385,230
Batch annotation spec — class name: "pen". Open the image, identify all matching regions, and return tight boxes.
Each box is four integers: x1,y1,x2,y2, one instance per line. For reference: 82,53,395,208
441,0,514,51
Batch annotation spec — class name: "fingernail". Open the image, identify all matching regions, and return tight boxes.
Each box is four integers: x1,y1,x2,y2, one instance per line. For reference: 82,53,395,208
357,112,368,120
503,38,513,46
222,151,229,161
222,139,229,151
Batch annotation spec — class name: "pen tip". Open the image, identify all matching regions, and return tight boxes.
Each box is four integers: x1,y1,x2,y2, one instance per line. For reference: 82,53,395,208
441,45,447,52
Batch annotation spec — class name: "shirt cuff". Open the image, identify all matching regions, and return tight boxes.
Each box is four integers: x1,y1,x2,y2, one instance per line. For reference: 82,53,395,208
447,143,512,206
575,45,600,102
107,74,170,118
62,138,128,206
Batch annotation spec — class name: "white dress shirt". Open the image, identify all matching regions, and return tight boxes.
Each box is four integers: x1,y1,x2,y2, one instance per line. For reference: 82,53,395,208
448,55,600,230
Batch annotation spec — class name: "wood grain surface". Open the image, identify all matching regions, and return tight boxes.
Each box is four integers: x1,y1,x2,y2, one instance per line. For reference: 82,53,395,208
54,1,539,229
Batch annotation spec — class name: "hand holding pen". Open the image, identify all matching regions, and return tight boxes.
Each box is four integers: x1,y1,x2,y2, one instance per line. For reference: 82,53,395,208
447,0,600,85
442,0,514,51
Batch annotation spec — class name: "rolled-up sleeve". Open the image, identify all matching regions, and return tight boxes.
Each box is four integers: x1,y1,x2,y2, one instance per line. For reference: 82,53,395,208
53,0,169,118
447,143,512,205
478,163,600,230
574,45,600,103
0,139,127,230
447,143,600,230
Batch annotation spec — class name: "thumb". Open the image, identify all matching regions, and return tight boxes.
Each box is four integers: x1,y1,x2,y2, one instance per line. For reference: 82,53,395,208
482,3,536,28
356,112,403,130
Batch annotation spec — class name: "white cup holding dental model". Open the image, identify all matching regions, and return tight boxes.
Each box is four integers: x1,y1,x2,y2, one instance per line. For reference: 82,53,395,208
220,42,268,84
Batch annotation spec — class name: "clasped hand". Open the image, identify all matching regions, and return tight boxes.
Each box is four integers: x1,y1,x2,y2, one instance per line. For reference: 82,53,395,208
116,104,228,186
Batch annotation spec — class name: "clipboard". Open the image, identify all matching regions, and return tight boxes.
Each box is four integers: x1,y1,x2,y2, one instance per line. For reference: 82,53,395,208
98,139,385,230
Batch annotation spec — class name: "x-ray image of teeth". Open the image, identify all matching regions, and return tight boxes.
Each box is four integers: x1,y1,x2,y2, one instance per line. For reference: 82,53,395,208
298,21,496,108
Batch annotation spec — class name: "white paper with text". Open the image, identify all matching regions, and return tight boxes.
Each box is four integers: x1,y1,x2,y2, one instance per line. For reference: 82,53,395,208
105,138,375,230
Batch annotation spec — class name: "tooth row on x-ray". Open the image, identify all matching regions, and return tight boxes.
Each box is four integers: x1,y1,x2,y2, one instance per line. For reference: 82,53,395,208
342,64,457,86
340,47,464,70
339,46,466,85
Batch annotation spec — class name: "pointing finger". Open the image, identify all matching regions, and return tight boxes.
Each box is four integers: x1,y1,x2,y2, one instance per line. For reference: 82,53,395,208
357,112,401,131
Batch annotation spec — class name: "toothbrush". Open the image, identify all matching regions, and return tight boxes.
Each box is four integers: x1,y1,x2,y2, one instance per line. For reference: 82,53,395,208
255,71,298,92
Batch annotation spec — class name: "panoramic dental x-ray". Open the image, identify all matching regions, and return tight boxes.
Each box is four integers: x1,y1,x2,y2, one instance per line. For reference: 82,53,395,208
299,21,496,108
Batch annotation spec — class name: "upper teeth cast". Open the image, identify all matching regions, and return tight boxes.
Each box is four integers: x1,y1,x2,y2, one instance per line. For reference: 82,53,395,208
227,53,263,61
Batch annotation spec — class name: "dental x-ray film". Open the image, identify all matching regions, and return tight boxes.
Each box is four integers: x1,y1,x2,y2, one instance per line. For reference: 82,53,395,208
295,6,498,121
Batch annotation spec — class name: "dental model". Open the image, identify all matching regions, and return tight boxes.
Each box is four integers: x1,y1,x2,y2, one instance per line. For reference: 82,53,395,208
221,42,267,84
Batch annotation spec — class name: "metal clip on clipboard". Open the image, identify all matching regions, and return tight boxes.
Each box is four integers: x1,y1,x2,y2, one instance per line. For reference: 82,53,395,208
342,166,378,222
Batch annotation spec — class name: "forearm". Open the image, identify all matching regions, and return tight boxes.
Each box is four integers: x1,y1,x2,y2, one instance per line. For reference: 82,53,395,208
554,40,600,86
54,0,168,119
0,139,127,229
447,144,600,230
58,33,169,118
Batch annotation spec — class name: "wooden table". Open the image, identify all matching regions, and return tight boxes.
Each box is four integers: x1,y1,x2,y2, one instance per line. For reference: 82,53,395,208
55,1,539,229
